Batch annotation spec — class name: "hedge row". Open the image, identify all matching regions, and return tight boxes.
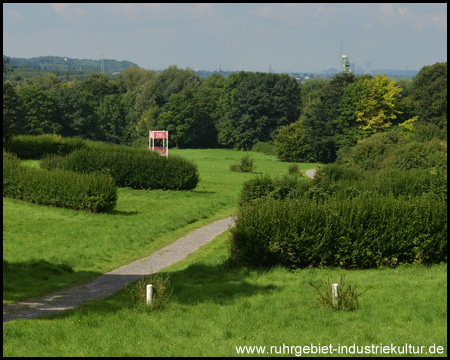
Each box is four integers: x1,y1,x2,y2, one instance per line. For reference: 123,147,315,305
229,196,447,269
239,165,447,205
239,174,311,206
3,154,117,213
4,134,87,159
41,147,199,190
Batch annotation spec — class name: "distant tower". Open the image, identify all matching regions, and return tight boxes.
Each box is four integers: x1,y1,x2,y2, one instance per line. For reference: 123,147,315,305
101,53,105,74
342,55,351,73
216,62,221,72
364,61,372,75
269,61,273,73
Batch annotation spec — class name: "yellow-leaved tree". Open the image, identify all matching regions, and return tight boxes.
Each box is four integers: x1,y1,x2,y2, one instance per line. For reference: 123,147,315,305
355,74,403,132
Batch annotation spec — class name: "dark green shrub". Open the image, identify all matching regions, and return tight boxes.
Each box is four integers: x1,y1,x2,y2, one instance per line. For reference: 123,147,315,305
239,175,276,206
287,163,302,176
274,120,310,162
251,141,277,156
45,147,199,190
40,153,69,171
239,174,312,206
230,154,255,173
3,155,117,213
370,168,447,200
336,131,401,170
380,139,447,171
228,196,447,269
5,134,87,159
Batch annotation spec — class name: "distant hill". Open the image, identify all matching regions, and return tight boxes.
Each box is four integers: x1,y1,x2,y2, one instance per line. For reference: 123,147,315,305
6,55,138,73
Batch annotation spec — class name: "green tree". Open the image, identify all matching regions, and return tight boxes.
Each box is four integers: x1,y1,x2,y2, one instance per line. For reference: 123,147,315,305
52,83,100,139
411,62,447,129
302,72,356,163
151,65,201,106
120,66,157,92
227,72,302,149
3,56,13,75
216,71,252,146
158,84,219,148
97,94,128,143
3,81,24,142
17,84,60,135
274,119,310,162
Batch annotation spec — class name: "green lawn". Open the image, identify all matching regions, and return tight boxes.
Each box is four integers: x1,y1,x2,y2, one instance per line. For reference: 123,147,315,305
3,149,446,357
3,149,318,304
3,229,447,356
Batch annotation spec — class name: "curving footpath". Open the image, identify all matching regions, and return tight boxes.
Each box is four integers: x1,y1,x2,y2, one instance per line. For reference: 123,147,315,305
3,217,234,323
3,169,317,323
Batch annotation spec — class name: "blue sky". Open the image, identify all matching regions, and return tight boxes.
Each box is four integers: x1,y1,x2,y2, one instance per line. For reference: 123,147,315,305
3,3,447,73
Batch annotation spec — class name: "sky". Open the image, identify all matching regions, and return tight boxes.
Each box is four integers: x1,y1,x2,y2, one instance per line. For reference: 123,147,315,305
3,3,447,73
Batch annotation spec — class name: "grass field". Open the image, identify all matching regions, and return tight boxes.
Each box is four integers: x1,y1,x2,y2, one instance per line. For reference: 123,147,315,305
3,149,318,304
3,148,446,356
3,230,447,356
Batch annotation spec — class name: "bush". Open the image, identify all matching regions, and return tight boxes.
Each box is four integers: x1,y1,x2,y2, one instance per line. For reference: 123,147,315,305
5,134,87,159
380,139,447,171
251,141,277,156
230,154,255,173
274,120,310,162
336,131,401,170
238,174,312,206
3,154,117,213
307,164,447,201
287,163,302,176
41,147,199,190
228,196,447,269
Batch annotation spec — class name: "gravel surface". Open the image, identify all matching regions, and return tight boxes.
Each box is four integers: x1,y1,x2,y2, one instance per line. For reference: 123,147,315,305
3,217,234,323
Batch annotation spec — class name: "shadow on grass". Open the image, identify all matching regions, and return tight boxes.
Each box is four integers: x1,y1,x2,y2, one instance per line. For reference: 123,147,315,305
48,262,280,320
3,259,101,305
168,263,279,305
108,209,139,216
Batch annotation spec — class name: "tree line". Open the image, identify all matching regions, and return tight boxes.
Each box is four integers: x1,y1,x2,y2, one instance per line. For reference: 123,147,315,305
3,56,447,163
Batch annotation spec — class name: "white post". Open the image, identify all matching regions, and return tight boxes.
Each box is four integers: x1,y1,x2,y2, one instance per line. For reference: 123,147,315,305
332,283,339,308
146,284,153,305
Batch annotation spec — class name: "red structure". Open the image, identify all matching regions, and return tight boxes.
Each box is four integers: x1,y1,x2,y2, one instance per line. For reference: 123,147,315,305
149,131,168,157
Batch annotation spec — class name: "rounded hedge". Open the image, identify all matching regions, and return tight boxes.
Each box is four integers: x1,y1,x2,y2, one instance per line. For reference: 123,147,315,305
41,147,199,190
3,154,117,213
5,134,87,159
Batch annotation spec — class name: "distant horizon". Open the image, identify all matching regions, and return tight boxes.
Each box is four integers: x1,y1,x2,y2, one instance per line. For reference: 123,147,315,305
3,4,446,74
5,54,425,75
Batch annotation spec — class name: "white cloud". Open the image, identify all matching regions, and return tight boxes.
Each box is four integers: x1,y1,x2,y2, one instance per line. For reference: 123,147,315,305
397,7,411,18
376,3,447,32
51,3,89,16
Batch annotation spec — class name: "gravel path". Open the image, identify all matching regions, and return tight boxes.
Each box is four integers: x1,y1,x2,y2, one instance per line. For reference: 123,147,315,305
3,217,234,323
3,168,317,323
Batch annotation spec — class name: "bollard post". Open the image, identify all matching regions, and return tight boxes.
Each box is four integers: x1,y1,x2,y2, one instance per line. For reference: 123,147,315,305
332,283,339,308
146,284,153,305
